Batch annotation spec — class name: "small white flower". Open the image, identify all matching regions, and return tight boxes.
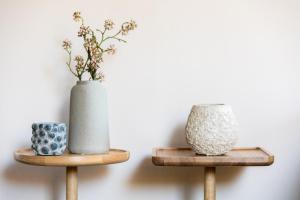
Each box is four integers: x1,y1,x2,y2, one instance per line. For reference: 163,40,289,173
73,11,81,22
62,40,72,51
104,19,114,30
78,25,90,37
121,20,137,35
106,44,116,55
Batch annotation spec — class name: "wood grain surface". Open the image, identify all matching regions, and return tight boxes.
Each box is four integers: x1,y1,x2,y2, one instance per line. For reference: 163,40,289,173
15,148,130,166
204,167,216,200
66,167,78,200
152,147,274,166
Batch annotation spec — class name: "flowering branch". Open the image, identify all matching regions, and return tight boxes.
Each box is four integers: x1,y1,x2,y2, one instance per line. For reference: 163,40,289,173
63,41,77,77
62,11,137,81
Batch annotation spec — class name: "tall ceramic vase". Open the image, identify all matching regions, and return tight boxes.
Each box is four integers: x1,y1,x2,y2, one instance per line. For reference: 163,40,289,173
69,81,110,154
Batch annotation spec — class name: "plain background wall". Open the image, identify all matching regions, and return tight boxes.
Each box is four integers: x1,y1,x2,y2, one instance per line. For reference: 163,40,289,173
0,0,300,199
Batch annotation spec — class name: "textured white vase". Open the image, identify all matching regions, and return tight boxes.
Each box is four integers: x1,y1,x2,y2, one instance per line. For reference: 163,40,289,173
185,104,238,155
69,81,110,154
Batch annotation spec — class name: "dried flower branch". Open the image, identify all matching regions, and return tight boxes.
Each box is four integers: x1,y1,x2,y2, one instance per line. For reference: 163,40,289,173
104,19,114,30
73,11,82,22
62,11,137,81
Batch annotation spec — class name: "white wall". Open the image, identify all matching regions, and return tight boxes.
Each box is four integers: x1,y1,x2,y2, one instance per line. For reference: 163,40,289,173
0,0,300,199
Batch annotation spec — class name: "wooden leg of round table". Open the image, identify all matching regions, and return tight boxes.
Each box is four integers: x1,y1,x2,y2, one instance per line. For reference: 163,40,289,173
66,166,78,200
204,167,216,200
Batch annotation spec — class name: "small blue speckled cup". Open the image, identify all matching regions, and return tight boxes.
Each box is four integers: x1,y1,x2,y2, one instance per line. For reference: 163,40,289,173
31,122,67,155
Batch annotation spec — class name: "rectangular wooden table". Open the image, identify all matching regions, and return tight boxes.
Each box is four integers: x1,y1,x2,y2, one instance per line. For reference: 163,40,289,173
152,147,274,200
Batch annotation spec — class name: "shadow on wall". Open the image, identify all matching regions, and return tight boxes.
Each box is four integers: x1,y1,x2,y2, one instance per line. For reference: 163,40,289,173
128,123,244,200
3,125,244,200
1,65,105,200
3,162,65,200
3,144,109,200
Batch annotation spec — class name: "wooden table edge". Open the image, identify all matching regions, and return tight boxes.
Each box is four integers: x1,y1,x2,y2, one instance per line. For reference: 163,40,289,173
152,159,274,167
14,148,130,200
152,146,274,200
14,148,130,167
152,147,274,167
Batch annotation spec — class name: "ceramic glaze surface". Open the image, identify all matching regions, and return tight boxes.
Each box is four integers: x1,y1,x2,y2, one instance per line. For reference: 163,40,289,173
69,81,110,154
31,122,67,155
185,104,238,155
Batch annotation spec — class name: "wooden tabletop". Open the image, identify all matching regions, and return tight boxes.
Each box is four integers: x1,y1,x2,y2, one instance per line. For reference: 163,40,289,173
15,148,130,167
152,147,274,166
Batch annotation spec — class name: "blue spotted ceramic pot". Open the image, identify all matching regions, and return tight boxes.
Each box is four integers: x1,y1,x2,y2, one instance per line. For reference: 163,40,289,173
31,122,67,155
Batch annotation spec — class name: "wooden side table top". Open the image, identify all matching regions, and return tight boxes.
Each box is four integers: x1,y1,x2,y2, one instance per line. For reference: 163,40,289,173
152,147,274,200
15,148,130,167
152,147,274,166
15,148,130,200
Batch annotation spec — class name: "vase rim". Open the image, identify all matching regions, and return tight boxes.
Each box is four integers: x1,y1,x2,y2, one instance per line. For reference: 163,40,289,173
194,104,226,107
76,80,100,84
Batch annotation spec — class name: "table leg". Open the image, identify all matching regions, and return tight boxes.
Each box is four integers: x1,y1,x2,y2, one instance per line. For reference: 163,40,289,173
204,167,216,200
66,166,78,200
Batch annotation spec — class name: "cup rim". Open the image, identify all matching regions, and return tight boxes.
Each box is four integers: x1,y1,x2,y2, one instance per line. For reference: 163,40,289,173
32,122,66,125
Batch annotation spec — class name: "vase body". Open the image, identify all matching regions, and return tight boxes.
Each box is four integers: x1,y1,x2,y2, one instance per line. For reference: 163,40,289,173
185,104,238,155
69,81,110,154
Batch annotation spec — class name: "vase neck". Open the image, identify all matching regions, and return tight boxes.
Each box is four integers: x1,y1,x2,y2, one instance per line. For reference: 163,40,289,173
76,80,100,85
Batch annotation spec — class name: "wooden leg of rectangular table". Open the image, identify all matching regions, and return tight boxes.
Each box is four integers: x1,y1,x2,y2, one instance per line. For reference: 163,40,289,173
66,166,78,200
204,167,216,200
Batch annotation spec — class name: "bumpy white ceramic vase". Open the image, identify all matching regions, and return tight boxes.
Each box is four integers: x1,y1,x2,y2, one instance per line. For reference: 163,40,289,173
185,104,238,155
69,81,110,154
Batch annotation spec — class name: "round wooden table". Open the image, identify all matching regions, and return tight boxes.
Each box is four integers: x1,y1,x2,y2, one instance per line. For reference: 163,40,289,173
14,148,129,200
